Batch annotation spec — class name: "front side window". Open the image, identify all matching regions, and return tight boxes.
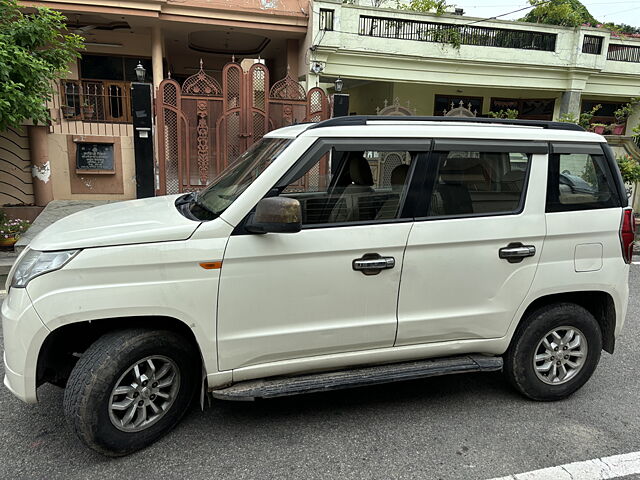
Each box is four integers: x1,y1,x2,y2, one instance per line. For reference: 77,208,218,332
427,150,530,217
277,145,418,226
547,151,619,211
197,137,291,216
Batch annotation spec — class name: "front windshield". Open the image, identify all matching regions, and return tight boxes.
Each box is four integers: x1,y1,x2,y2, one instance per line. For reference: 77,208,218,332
197,137,292,215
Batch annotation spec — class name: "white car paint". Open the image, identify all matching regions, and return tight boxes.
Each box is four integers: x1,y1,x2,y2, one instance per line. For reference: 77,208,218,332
28,194,197,251
1,120,630,404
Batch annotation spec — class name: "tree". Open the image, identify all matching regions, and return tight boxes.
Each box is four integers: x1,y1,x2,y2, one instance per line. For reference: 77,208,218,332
0,0,83,131
397,0,450,15
520,0,598,27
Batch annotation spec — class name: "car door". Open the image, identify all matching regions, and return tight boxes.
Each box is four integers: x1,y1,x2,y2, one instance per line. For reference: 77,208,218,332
396,139,548,345
217,139,429,371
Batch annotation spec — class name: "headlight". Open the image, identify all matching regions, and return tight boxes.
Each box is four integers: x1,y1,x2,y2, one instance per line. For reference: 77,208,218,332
10,249,80,288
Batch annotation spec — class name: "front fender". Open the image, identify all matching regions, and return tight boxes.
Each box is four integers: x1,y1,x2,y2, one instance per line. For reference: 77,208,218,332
26,233,231,378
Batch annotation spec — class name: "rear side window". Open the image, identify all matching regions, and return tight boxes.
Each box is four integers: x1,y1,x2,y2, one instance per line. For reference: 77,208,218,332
546,146,619,212
427,150,530,217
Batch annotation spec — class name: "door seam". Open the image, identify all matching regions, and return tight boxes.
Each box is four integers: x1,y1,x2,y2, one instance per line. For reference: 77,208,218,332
393,221,415,346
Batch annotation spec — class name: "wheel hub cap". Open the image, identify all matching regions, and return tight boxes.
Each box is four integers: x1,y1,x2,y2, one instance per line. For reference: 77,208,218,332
533,326,588,386
108,355,181,432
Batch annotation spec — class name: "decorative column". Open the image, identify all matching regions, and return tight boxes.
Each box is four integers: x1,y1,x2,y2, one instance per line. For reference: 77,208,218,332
151,25,164,89
27,125,53,206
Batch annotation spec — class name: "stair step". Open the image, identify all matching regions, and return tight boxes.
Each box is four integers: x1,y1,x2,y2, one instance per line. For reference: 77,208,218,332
211,355,503,401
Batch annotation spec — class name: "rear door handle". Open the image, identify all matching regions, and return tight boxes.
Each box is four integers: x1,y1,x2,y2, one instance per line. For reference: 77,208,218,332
499,242,536,263
353,253,395,275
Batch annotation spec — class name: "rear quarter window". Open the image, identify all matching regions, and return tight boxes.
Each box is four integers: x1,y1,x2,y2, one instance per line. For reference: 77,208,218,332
546,147,620,212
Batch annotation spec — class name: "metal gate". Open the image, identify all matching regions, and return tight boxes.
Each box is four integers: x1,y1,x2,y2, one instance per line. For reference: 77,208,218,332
156,61,329,195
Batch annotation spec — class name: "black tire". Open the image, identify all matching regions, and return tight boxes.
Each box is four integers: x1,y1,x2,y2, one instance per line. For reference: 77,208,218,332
63,329,200,456
504,302,602,401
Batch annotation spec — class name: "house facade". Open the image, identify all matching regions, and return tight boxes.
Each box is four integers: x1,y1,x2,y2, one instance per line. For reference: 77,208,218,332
2,0,314,206
308,0,640,125
2,0,640,209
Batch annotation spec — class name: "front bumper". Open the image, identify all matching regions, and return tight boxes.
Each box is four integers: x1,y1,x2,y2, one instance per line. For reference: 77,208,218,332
1,288,49,403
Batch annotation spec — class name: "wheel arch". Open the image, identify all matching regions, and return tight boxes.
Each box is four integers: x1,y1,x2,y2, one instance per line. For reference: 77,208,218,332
515,291,616,354
36,316,204,389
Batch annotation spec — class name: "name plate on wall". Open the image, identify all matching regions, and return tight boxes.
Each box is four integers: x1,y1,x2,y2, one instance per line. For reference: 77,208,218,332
75,142,115,173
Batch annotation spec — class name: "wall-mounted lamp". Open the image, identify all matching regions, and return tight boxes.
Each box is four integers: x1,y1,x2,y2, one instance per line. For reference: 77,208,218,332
310,61,324,74
334,77,343,93
135,61,146,82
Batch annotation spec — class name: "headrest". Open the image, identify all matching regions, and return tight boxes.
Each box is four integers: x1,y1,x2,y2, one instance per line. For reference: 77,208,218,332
349,156,374,186
503,169,526,182
390,164,409,187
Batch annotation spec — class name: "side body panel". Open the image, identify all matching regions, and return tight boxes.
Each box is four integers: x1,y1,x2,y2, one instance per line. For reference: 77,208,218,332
396,152,548,345
217,223,412,371
528,208,629,335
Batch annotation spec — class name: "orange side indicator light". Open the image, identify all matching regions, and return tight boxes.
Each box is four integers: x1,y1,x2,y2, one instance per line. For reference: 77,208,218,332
199,261,223,270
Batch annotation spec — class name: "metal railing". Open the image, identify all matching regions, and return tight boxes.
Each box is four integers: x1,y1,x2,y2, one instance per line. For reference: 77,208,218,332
607,43,640,63
47,80,134,136
358,15,557,51
582,35,604,55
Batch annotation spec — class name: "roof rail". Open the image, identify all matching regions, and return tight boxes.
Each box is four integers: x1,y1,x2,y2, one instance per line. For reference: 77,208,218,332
306,115,586,132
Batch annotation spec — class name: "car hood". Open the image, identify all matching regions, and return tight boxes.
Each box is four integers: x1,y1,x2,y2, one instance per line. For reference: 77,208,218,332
28,195,201,251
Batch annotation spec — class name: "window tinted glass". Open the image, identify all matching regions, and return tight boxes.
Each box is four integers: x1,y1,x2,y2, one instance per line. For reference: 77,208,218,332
547,153,618,211
280,148,416,225
428,150,530,217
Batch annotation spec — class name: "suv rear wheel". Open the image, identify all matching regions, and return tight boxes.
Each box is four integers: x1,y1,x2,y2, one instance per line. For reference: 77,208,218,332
63,329,199,456
504,303,602,401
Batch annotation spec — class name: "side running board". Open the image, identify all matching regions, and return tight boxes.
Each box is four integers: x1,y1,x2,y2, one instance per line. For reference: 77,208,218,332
211,355,503,401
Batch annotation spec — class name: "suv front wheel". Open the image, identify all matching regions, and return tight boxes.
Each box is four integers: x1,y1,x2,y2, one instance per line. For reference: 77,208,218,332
504,303,602,401
63,328,199,456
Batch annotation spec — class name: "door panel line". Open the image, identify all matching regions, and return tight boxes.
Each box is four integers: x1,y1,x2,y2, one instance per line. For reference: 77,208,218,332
393,221,415,346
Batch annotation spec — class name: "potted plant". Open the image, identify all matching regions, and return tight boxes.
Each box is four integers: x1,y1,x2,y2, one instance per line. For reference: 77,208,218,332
0,215,30,247
558,104,601,130
61,104,75,118
616,153,640,199
610,98,639,135
590,123,607,134
488,109,519,119
81,100,95,119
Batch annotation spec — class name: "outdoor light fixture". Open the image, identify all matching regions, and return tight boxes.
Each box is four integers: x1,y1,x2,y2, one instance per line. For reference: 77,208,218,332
310,61,324,74
135,61,146,82
334,77,343,93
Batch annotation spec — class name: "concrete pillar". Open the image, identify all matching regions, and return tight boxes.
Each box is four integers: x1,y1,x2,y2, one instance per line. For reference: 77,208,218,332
286,39,300,80
559,90,582,118
27,125,53,206
306,73,320,92
151,25,164,89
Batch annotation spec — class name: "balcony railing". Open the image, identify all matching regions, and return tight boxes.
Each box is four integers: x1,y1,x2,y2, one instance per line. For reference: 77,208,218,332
582,35,604,55
358,15,557,51
48,79,133,136
607,43,640,63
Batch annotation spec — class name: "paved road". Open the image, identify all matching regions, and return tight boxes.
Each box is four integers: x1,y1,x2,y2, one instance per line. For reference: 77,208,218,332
1,268,640,480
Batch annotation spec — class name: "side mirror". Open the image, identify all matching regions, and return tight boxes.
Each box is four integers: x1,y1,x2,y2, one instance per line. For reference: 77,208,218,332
246,197,302,234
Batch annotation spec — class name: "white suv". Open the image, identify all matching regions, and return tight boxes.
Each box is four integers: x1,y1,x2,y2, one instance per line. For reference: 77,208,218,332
2,117,632,456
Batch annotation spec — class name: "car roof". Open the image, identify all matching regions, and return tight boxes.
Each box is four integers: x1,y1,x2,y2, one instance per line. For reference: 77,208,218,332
264,117,605,144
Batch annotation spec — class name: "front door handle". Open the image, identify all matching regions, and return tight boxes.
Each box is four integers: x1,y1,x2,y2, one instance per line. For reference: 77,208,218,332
353,253,395,275
499,242,536,263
